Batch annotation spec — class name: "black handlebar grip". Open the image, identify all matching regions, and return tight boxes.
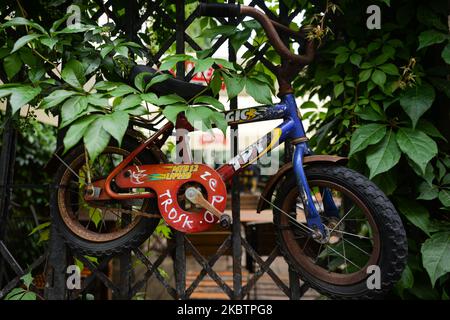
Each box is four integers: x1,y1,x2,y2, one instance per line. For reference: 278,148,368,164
198,3,241,17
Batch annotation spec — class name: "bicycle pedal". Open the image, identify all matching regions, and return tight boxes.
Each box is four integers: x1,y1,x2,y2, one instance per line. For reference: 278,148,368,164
219,214,232,228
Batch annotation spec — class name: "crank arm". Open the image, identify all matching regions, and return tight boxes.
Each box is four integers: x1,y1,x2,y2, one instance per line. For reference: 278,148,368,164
185,187,232,228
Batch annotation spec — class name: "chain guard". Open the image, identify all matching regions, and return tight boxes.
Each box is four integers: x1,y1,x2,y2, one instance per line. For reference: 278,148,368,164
115,164,227,233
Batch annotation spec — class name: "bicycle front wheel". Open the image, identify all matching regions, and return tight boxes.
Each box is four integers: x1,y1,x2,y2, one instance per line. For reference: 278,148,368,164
273,164,407,299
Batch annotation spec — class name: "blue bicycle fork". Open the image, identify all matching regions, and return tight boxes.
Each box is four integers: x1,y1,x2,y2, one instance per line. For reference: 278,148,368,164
277,94,340,240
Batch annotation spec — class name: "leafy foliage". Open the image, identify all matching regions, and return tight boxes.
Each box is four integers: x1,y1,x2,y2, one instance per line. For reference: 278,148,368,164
294,0,450,299
4,273,38,300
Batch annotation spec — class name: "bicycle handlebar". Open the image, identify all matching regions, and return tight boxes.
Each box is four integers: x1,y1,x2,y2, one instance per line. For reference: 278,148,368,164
198,2,241,17
198,3,314,65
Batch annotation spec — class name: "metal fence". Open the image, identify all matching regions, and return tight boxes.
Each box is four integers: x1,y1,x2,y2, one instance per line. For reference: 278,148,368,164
0,0,309,300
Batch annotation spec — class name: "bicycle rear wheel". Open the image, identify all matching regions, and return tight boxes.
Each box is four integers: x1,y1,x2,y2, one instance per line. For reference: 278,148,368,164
52,137,161,257
273,164,407,299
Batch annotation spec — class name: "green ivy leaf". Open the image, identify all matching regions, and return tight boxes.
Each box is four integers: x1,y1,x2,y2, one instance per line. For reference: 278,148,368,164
162,104,188,123
438,189,450,207
230,28,252,52
366,130,401,178
416,119,447,142
159,54,192,71
9,86,42,114
109,84,138,97
40,36,58,50
371,69,386,87
334,52,349,66
1,17,48,35
155,220,172,239
61,59,86,88
421,232,450,287
60,96,88,127
199,25,236,39
400,82,435,128
186,106,214,130
3,53,23,80
102,111,129,146
359,69,372,82
418,30,448,50
333,82,344,97
396,128,437,175
378,63,399,75
94,81,122,91
209,72,222,96
20,273,34,289
115,94,142,111
29,221,51,236
397,198,433,236
140,92,159,105
41,89,77,109
11,34,42,53
349,53,361,66
371,171,397,195
145,74,172,91
115,45,129,57
331,46,348,54
194,57,214,73
88,208,102,228
209,111,227,134
223,72,245,100
86,94,108,107
83,118,110,161
301,101,317,109
155,94,186,106
397,264,414,292
82,56,101,75
21,291,37,300
442,44,450,64
417,182,439,200
5,288,27,300
100,44,114,58
214,58,236,70
349,123,386,156
355,105,385,121
245,77,272,104
196,48,214,60
133,72,152,92
63,116,97,153
193,96,224,111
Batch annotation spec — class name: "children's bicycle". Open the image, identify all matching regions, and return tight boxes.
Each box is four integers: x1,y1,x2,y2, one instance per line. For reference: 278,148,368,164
51,3,407,299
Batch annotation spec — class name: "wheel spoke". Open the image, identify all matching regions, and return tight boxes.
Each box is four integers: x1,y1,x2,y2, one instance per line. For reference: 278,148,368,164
342,234,348,273
329,205,355,234
314,243,323,263
330,229,373,240
326,244,361,270
260,196,315,233
342,237,371,256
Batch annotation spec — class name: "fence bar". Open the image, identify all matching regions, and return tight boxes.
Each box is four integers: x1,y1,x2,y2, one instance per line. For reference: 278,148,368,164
228,0,242,301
